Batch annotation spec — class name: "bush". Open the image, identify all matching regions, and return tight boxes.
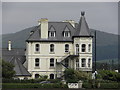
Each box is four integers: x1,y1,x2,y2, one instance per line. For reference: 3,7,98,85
2,83,67,89
100,83,119,89
98,70,120,81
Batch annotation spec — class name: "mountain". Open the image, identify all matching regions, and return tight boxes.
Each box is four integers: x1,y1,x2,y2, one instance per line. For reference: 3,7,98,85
1,26,118,61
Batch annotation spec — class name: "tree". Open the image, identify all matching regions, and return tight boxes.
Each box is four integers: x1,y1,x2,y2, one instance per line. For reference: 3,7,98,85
2,60,15,79
64,68,78,83
64,68,91,83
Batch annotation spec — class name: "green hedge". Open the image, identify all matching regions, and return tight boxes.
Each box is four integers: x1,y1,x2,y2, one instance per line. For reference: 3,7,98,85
2,83,66,89
83,82,120,89
100,83,120,89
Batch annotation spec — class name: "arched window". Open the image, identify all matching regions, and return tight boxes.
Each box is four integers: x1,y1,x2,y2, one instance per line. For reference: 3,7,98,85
65,44,69,52
50,58,54,67
35,58,39,67
81,44,86,52
81,58,86,67
88,58,91,67
76,59,79,70
50,74,54,79
76,44,79,55
88,44,91,52
50,44,54,53
35,44,39,52
35,74,39,79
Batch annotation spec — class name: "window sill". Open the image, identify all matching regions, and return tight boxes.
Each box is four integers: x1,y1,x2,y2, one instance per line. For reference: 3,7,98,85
34,52,40,54
34,67,40,69
49,67,55,69
49,52,55,54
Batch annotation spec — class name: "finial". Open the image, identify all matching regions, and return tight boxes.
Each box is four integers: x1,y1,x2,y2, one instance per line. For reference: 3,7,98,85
81,11,85,16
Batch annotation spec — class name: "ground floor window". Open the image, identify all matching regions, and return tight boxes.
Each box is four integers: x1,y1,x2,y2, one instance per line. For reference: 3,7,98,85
88,58,91,67
50,74,54,79
35,74,39,79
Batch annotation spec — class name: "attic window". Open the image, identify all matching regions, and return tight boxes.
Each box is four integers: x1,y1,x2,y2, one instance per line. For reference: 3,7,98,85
64,31,70,37
49,31,56,37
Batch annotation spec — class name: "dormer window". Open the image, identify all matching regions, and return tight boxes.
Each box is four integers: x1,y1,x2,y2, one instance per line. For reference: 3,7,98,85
49,25,56,37
64,31,70,37
63,25,71,37
49,31,56,37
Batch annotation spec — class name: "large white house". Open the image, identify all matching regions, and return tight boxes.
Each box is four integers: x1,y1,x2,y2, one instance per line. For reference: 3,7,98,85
24,12,93,79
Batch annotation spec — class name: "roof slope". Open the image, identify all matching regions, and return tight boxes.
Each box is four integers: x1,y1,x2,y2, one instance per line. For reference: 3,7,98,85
1,48,31,76
74,12,91,36
27,12,92,42
27,22,76,42
10,57,31,76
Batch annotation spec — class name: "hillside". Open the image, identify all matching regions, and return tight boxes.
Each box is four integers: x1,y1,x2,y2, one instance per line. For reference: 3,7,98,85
1,26,118,61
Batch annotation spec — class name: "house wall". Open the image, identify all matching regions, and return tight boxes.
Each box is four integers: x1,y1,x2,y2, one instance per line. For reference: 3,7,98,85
26,37,93,79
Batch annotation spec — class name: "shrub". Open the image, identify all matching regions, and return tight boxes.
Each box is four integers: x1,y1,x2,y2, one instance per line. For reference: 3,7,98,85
98,70,120,81
2,83,67,89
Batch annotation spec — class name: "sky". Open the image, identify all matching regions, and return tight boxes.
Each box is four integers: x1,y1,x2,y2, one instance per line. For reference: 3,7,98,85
2,2,118,34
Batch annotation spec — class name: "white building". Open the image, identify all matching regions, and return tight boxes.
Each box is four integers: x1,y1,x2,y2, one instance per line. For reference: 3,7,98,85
25,12,93,79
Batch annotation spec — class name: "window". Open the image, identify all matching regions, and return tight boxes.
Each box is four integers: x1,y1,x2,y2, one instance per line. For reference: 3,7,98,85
50,44,54,53
50,74,54,79
76,44,79,55
76,59,79,70
50,58,54,67
49,31,56,37
81,58,86,67
88,44,91,52
65,59,69,68
64,31,70,37
35,74,39,79
35,58,39,67
35,44,40,52
88,58,91,67
81,44,86,52
65,44,69,52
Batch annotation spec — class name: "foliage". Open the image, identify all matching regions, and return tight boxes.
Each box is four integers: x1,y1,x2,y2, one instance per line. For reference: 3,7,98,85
97,70,120,81
64,68,91,83
82,82,120,89
2,83,67,89
64,68,78,83
2,60,15,79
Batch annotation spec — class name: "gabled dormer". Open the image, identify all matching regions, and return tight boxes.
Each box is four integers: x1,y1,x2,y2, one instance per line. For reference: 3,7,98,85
63,25,71,37
48,25,56,37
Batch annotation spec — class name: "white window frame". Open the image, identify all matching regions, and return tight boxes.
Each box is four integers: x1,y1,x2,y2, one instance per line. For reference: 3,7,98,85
50,58,54,67
35,44,40,52
35,58,40,67
81,58,86,67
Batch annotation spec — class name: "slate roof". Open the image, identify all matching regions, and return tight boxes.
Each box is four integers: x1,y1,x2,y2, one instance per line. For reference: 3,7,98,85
1,48,31,76
27,12,92,42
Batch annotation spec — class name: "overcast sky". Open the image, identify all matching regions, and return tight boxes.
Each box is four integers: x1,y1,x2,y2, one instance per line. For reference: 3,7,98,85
2,2,118,34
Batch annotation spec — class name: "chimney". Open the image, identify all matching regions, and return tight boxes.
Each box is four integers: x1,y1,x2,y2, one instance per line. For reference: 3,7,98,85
38,18,48,39
8,40,12,51
63,20,75,27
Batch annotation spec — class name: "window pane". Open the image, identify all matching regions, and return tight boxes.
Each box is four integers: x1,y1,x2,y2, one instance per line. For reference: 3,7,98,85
50,58,54,67
88,44,91,52
65,44,69,52
50,74,54,79
82,44,86,52
35,44,39,51
81,58,86,67
50,44,54,52
35,58,39,67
